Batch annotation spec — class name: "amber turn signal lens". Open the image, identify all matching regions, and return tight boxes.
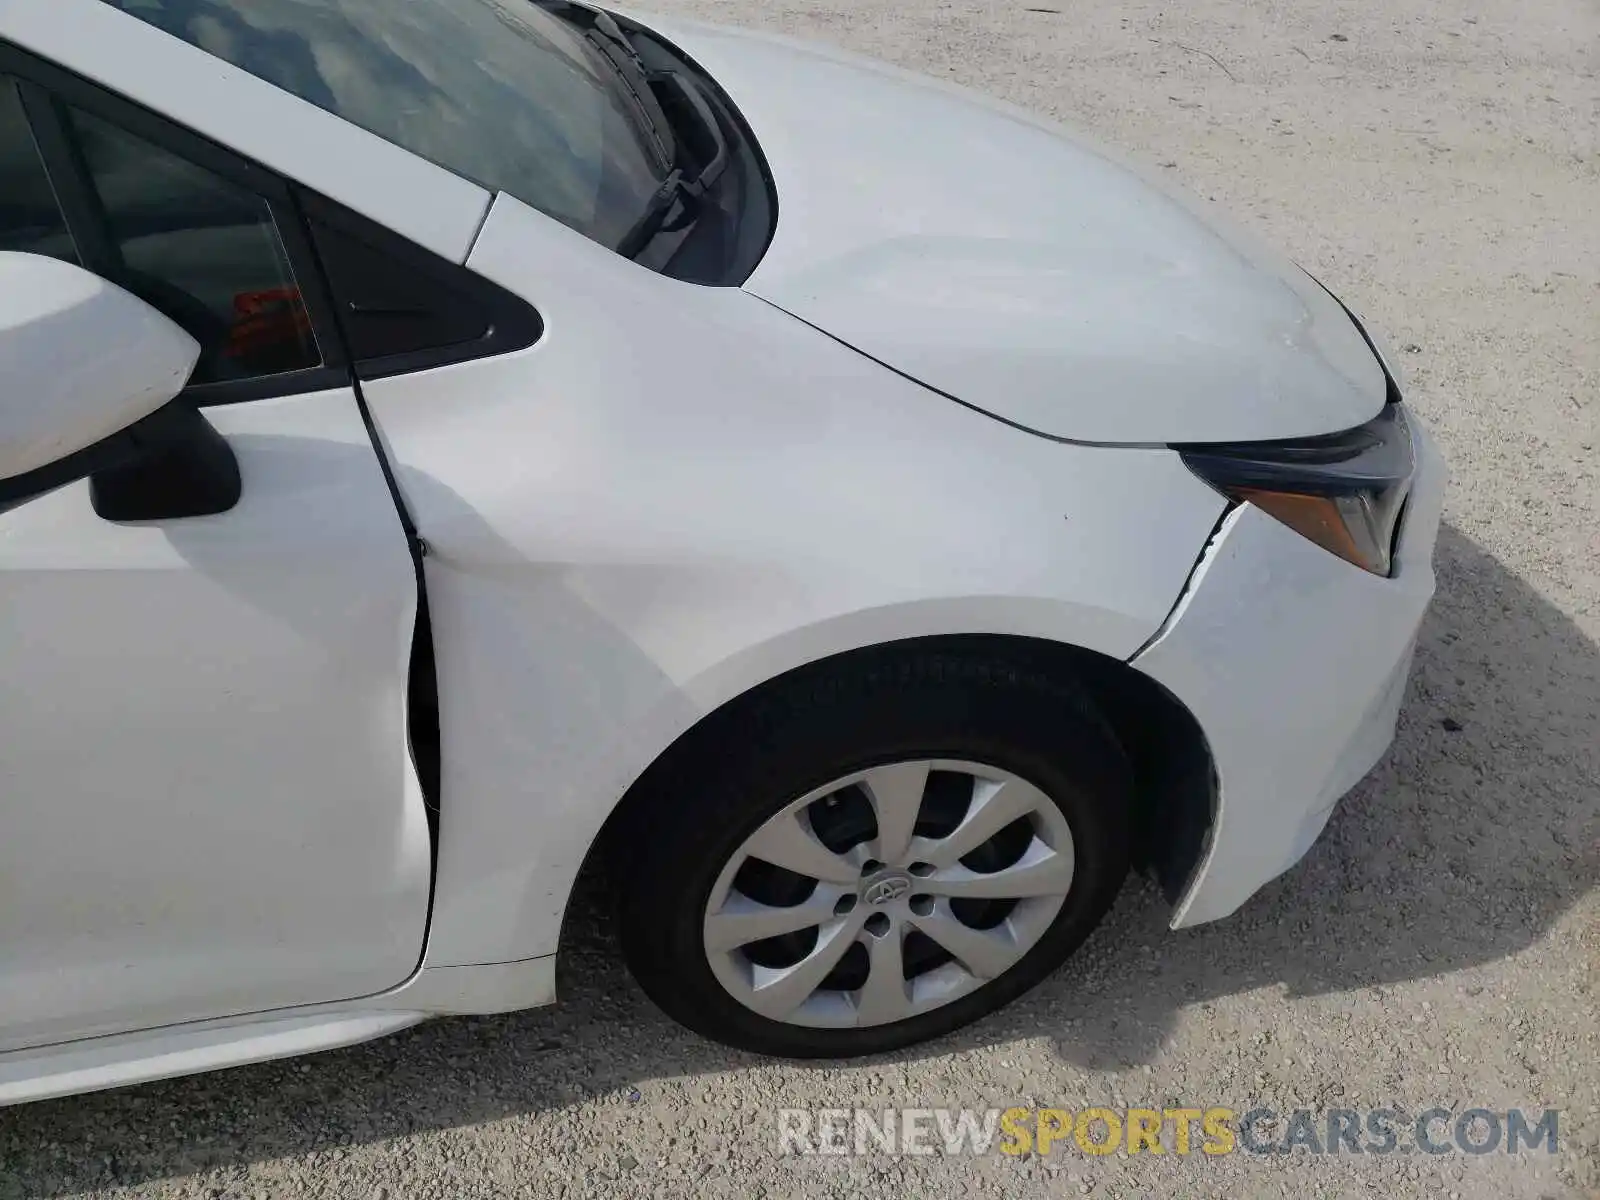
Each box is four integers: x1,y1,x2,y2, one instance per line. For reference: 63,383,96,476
1233,488,1377,572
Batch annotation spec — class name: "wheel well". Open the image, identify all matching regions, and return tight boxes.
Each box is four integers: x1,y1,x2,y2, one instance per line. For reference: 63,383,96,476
576,634,1215,944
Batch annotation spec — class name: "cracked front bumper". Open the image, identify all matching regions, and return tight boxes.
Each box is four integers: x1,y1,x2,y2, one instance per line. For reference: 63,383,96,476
1133,415,1447,928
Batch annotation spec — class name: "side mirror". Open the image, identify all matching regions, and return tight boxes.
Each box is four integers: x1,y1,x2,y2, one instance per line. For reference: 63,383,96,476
0,252,199,484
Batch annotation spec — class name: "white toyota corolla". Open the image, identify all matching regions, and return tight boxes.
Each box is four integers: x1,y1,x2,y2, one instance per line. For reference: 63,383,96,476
0,0,1445,1102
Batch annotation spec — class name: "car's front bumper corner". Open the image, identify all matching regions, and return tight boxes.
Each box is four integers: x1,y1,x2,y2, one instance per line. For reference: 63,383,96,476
1132,414,1447,929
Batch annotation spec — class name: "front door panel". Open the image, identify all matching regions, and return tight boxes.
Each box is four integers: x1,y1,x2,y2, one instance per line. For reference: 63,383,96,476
0,390,429,1051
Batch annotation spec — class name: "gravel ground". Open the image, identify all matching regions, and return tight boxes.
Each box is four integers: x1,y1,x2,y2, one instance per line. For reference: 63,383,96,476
4,0,1598,1197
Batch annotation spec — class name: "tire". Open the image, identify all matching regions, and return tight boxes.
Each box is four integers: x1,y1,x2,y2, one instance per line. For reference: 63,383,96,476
617,648,1132,1058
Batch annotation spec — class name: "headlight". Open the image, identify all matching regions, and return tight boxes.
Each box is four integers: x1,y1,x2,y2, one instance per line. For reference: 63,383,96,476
1178,404,1416,576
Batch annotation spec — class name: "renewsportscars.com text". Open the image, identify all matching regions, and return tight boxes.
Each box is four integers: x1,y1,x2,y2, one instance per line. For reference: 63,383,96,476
776,1106,1560,1158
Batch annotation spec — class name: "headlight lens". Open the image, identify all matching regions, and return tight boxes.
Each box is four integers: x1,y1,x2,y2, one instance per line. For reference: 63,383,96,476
1178,404,1415,576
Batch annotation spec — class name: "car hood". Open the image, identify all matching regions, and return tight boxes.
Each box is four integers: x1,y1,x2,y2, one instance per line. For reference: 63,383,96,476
629,12,1388,444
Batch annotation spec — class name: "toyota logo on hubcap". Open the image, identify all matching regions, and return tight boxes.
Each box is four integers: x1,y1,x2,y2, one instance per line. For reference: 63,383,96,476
862,872,912,906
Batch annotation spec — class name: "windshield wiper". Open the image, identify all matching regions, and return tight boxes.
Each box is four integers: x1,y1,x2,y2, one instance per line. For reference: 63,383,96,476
578,10,676,173
614,71,731,259
541,3,732,259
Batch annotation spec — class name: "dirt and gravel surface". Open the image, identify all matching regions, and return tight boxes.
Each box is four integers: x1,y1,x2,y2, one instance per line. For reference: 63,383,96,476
3,0,1597,1197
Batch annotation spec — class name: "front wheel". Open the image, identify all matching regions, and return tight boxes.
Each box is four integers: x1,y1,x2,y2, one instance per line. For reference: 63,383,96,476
617,651,1132,1058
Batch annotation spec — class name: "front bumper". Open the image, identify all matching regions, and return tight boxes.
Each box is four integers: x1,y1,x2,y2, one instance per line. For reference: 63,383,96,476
1132,413,1447,927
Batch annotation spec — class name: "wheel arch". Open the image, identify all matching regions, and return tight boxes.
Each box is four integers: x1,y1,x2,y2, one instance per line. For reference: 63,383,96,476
564,633,1216,959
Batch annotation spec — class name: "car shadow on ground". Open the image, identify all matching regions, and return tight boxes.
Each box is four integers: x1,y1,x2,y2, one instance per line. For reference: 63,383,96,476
2,523,1595,1196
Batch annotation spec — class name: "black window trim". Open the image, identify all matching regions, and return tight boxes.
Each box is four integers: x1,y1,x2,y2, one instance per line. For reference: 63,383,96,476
13,80,119,271
297,187,543,382
0,36,542,405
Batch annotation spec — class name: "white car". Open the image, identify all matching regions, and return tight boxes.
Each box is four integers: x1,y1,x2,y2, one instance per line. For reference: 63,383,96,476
0,0,1445,1103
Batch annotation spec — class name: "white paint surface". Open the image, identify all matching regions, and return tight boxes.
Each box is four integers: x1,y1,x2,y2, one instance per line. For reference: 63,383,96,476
358,193,1227,969
640,11,1389,444
0,390,429,1051
1137,419,1449,925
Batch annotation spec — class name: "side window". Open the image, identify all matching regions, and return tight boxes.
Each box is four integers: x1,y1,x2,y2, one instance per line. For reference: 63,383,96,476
0,78,75,263
62,105,321,386
1,49,539,392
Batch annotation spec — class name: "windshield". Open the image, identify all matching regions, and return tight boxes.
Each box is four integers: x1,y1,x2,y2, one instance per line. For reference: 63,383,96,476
101,0,673,251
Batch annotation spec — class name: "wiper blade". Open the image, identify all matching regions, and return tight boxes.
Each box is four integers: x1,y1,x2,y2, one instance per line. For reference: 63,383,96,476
580,17,675,172
616,71,730,260
541,2,675,171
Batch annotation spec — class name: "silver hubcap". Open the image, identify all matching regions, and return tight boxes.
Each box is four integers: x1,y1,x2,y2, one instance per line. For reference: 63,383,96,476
702,759,1075,1029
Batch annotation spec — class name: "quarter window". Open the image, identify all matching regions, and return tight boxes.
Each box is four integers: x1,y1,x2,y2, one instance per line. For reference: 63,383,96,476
0,78,75,263
1,40,544,393
63,105,322,385
1,73,325,392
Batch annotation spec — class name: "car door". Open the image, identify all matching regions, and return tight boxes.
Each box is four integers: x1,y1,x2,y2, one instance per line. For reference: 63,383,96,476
0,67,432,1051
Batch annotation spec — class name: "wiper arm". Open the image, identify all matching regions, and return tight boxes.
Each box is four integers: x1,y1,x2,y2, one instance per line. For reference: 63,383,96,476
615,71,731,260
589,9,646,66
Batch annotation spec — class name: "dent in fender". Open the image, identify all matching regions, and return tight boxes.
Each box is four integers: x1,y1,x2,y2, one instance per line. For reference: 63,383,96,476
358,194,1227,969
